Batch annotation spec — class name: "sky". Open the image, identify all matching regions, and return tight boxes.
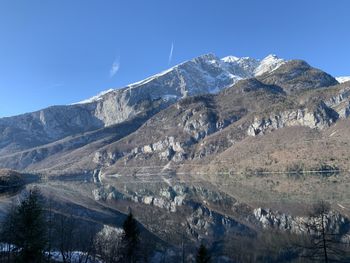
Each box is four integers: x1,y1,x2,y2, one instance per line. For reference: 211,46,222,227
0,0,349,117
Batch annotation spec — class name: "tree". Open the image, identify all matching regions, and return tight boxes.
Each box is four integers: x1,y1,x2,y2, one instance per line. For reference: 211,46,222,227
1,205,18,262
2,188,47,262
196,244,211,263
121,212,140,263
54,214,77,263
94,225,123,263
300,200,350,262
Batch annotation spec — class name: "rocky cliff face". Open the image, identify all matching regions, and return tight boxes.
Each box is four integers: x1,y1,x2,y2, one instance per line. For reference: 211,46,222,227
253,207,350,240
87,61,345,178
246,103,337,136
0,104,103,154
246,82,350,137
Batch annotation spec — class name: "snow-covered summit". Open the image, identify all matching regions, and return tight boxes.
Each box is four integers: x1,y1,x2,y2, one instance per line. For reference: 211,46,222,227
254,54,285,76
221,56,259,78
336,76,350,83
221,55,241,63
221,54,285,77
75,53,286,105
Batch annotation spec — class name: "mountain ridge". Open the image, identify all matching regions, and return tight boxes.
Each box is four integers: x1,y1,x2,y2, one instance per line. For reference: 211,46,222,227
0,53,287,156
0,53,346,175
75,53,286,105
0,57,345,176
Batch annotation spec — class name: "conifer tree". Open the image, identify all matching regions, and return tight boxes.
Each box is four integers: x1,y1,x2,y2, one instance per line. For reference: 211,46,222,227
196,244,211,263
4,188,47,262
121,212,140,263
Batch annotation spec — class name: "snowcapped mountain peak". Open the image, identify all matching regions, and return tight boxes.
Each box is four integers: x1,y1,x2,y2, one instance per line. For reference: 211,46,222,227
254,54,285,76
75,53,287,106
192,53,222,66
221,56,240,63
262,54,279,60
336,76,350,83
221,54,286,78
221,55,256,64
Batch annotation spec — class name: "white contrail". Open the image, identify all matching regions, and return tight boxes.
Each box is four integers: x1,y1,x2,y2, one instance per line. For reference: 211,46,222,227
168,42,174,65
110,57,120,78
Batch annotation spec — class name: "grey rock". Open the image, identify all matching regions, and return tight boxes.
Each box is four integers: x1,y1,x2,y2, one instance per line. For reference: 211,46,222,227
253,208,350,237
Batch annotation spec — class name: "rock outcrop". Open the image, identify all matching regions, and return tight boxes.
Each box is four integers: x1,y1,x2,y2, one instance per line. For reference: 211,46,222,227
253,208,350,238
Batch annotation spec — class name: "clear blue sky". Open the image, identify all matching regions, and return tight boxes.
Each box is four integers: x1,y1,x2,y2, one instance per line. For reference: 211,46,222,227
0,0,349,117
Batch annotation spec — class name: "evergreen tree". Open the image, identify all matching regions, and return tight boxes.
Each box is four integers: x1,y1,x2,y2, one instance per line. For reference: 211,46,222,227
121,212,140,263
196,244,211,263
1,205,17,261
4,188,47,262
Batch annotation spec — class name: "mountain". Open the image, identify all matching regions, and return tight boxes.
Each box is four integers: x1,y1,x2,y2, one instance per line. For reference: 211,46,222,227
257,60,338,93
0,57,341,175
1,53,350,255
80,53,285,104
221,54,285,77
88,60,342,178
0,53,285,157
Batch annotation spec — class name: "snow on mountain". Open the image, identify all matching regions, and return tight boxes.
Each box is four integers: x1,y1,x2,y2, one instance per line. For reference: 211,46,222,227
74,89,114,104
221,56,240,63
221,56,260,77
76,53,286,105
336,76,350,83
254,54,285,76
221,54,285,77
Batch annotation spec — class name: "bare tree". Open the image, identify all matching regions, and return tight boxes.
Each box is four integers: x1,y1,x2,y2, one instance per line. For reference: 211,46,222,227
75,226,97,263
53,214,77,263
300,200,350,262
46,196,54,263
94,225,124,263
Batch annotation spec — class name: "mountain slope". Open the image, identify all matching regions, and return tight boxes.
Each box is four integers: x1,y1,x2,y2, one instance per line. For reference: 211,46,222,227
0,54,284,156
0,53,288,167
0,55,346,176
257,60,338,94
33,59,344,177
